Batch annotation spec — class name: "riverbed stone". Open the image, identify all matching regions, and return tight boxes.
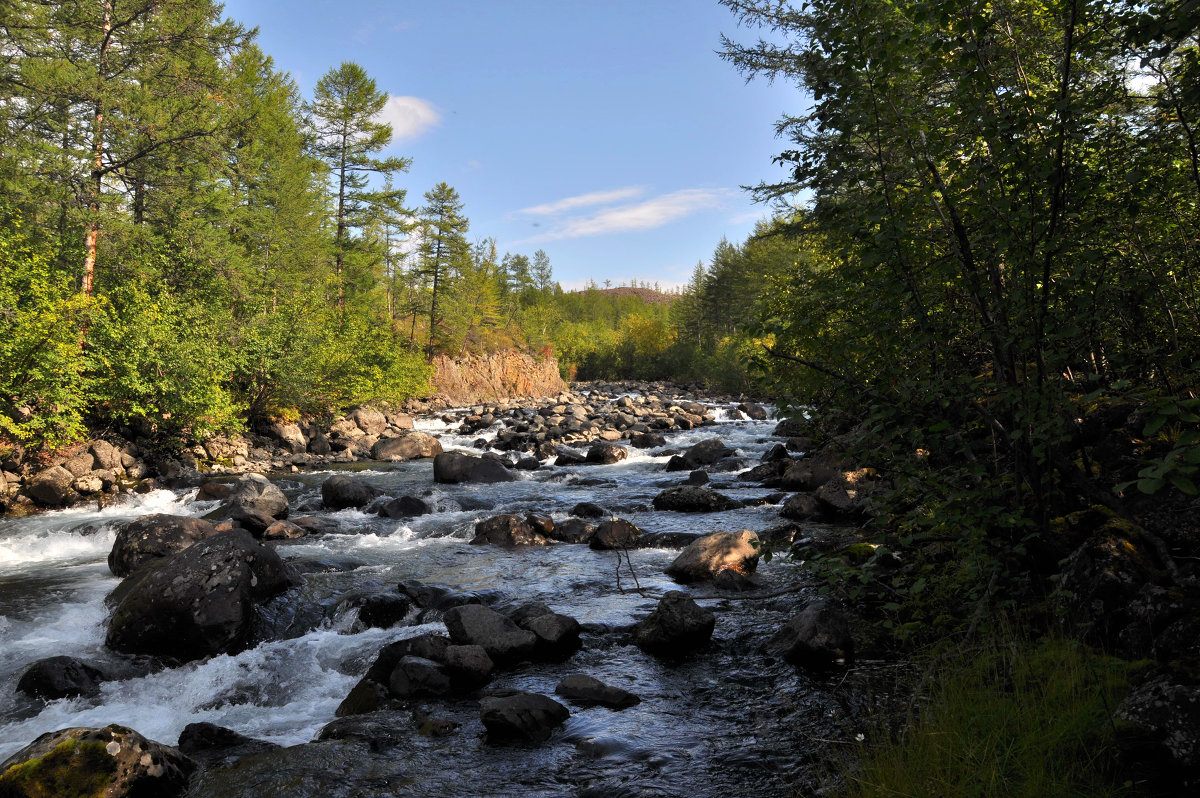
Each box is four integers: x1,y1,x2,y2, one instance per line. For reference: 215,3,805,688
443,644,494,687
549,518,596,544
571,501,606,518
471,513,552,546
554,674,640,709
587,442,628,465
106,530,296,661
442,604,537,664
433,451,516,483
590,518,644,550
665,530,760,583
177,723,280,765
350,406,388,436
665,438,734,472
321,474,381,510
0,724,195,798
15,656,106,701
388,655,452,698
25,465,76,506
372,431,443,461
224,473,289,518
633,591,715,656
479,690,569,742
652,485,741,513
378,495,433,519
768,600,855,669
108,514,220,577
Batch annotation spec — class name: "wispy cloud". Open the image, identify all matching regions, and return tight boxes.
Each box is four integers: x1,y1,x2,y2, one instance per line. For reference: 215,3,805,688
517,186,646,216
376,96,440,141
534,188,734,242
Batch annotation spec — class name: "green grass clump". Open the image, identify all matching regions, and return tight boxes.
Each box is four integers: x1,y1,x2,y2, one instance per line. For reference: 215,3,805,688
846,635,1142,798
0,739,117,798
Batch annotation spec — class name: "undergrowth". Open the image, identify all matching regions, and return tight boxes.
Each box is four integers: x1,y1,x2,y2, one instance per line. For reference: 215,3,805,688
843,634,1147,798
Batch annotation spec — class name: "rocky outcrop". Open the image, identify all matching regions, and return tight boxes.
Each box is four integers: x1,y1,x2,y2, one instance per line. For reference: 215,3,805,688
0,724,195,798
431,350,567,406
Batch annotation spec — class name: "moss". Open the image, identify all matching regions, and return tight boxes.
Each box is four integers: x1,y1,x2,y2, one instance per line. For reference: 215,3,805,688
842,542,878,565
0,739,117,798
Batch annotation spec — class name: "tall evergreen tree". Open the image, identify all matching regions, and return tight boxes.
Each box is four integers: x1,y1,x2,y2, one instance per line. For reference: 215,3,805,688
418,182,470,356
307,61,409,311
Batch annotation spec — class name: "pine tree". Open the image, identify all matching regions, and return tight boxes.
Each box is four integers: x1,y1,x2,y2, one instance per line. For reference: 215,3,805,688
418,182,470,356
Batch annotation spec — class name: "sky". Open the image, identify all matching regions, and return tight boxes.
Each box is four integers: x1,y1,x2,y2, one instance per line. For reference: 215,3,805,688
220,0,806,290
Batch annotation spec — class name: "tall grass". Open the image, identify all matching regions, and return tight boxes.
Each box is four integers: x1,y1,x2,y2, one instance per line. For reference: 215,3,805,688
845,635,1142,798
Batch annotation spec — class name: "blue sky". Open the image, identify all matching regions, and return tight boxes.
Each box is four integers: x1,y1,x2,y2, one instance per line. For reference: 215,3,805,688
221,0,804,289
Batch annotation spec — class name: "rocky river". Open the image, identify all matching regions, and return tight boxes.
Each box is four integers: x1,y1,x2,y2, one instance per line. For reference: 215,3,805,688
0,389,882,797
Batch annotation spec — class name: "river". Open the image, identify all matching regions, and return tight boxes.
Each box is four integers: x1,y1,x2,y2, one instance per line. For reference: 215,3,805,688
0,399,866,796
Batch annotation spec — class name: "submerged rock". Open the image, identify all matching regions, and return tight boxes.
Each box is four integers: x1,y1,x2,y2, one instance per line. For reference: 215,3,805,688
554,674,640,709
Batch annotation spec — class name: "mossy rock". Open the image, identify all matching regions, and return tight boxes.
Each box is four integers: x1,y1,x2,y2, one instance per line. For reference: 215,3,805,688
0,739,116,798
841,542,877,565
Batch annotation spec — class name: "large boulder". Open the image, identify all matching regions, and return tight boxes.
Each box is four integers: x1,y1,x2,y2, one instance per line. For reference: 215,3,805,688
90,440,124,472
388,655,452,698
652,485,741,513
633,591,715,656
590,518,645,550
554,674,640,709
321,474,380,510
479,690,569,742
267,421,307,454
509,603,581,659
665,530,760,583
471,514,552,546
0,724,195,798
225,473,289,518
371,432,443,461
378,495,433,519
108,514,219,578
15,656,106,701
768,600,855,669
1057,527,1160,652
664,438,735,472
349,406,388,436
433,451,516,484
24,465,76,507
442,604,537,664
106,530,296,661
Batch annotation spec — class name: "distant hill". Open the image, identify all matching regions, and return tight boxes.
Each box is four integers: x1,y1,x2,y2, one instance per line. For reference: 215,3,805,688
575,286,675,305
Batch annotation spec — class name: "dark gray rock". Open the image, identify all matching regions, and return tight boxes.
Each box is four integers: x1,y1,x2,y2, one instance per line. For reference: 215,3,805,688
378,495,432,519
633,591,715,656
554,448,588,466
442,604,537,664
571,501,606,518
433,451,516,483
554,674,640,709
780,492,820,521
630,432,667,449
652,485,741,513
768,600,855,669
388,655,452,698
356,594,412,629
1116,673,1200,782
443,644,494,687
15,656,106,700
108,514,220,577
321,474,381,510
106,530,296,661
549,518,597,544
666,438,735,471
479,690,569,742
590,518,645,550
177,722,280,765
471,513,553,546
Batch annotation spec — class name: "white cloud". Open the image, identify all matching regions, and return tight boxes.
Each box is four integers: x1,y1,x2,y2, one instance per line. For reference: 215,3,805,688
376,96,440,141
536,188,734,241
517,186,646,216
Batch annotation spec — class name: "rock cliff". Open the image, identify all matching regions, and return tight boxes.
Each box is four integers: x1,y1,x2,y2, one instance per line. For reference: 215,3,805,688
431,351,567,406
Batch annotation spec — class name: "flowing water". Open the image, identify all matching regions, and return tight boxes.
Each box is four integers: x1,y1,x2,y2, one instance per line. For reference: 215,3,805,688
0,403,868,796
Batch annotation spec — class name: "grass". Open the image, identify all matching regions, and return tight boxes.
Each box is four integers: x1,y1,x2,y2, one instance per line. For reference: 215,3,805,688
844,634,1145,798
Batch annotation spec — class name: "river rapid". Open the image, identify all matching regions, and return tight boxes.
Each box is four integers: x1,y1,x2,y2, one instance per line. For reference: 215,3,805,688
0,399,869,797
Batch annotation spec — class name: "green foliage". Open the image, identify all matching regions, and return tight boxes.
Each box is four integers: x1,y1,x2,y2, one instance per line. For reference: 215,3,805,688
0,739,117,798
0,219,92,448
846,635,1142,798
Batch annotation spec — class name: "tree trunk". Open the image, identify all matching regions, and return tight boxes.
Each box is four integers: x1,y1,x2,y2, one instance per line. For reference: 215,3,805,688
83,1,114,297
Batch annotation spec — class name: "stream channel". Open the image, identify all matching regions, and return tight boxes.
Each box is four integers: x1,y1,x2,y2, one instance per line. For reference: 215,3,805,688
0,398,868,797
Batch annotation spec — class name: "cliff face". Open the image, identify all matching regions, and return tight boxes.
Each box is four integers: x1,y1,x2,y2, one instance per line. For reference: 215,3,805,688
430,350,568,406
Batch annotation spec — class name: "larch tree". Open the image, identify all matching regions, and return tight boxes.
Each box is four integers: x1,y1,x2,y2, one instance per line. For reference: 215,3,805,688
418,182,470,357
307,61,409,312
